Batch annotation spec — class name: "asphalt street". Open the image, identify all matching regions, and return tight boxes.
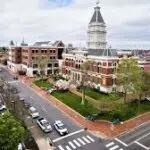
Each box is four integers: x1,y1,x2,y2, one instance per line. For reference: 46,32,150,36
104,122,150,150
1,67,150,150
0,67,106,150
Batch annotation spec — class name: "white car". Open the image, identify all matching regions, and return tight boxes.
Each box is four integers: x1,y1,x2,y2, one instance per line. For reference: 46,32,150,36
54,120,68,135
37,117,52,133
28,107,39,118
0,101,6,111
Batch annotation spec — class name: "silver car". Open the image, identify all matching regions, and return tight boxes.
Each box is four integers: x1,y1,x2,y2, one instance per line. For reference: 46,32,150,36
37,118,52,133
28,107,39,118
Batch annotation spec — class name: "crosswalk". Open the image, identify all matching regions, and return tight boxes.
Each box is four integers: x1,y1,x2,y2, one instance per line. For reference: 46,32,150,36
57,135,95,150
105,142,124,150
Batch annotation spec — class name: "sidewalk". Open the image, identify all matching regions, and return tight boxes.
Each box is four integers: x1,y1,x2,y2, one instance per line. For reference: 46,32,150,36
23,77,150,138
25,116,53,150
5,68,150,138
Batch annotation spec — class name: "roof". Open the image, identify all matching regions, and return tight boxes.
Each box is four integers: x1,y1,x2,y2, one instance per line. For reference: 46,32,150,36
87,49,117,57
33,41,51,46
90,6,105,24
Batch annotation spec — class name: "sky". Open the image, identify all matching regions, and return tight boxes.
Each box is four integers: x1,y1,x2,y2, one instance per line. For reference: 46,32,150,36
0,0,150,49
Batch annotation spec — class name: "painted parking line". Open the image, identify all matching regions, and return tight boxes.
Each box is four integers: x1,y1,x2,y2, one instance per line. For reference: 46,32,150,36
134,141,149,150
115,138,128,147
53,129,84,143
42,106,48,113
106,142,115,148
58,145,65,150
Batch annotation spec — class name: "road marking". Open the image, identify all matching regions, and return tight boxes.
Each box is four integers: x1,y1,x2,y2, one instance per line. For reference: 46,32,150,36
82,136,91,143
58,145,65,150
73,140,81,147
136,132,150,142
109,145,119,150
115,138,128,147
66,146,72,150
106,142,114,148
134,141,149,150
86,135,95,142
53,129,84,143
8,80,19,84
119,149,124,150
77,138,86,145
68,141,76,149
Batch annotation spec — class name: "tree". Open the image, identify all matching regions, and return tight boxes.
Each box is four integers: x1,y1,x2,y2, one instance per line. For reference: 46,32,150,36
0,113,25,150
115,58,150,102
79,60,94,105
36,56,49,81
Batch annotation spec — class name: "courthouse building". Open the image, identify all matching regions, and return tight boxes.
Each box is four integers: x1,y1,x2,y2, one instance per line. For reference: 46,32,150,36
61,3,119,93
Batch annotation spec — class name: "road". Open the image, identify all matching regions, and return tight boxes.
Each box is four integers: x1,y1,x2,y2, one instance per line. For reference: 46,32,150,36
1,67,150,150
0,67,106,150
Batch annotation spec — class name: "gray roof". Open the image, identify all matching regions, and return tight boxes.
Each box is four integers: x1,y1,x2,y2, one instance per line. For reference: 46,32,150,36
90,6,105,24
53,40,61,46
87,49,117,57
33,41,51,46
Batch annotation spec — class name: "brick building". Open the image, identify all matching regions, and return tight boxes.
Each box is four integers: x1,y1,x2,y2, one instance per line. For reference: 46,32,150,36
7,41,65,77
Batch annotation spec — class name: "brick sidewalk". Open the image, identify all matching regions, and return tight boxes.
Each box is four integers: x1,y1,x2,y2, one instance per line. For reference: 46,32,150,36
23,77,150,138
5,68,150,139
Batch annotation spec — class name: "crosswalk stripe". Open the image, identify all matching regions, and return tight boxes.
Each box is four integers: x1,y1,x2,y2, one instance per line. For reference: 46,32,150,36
86,135,95,142
68,141,76,149
82,137,91,143
119,149,124,150
58,145,65,150
77,138,86,145
66,145,72,150
109,145,119,150
73,140,81,147
106,142,115,147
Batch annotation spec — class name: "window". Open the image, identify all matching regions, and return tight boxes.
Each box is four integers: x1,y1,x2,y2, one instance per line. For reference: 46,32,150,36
48,64,52,67
32,50,34,53
36,50,38,53
54,63,58,67
33,64,38,68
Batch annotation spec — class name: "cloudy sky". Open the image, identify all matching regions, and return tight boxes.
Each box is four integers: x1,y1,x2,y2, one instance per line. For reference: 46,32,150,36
0,0,150,49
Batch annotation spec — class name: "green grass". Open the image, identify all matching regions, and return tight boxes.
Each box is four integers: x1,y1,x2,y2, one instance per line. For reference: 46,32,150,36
51,91,100,117
82,88,121,103
33,79,53,89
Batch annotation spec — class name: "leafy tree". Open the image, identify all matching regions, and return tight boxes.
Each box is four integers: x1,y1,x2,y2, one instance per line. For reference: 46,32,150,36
36,56,49,81
0,113,25,150
115,58,150,102
78,60,94,105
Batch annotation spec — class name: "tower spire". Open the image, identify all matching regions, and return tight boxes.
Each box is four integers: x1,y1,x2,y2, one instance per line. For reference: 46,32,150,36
96,0,100,6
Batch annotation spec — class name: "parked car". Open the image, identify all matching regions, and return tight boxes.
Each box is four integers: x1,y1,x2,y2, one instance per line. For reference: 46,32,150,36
54,120,68,135
0,101,6,111
37,117,52,133
28,107,39,118
0,68,2,72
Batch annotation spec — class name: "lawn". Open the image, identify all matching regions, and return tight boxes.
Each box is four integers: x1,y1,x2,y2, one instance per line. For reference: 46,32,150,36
33,79,53,89
80,88,121,103
51,91,100,117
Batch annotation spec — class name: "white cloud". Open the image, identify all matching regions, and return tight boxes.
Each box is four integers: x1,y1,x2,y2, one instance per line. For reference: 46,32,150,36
0,0,150,49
